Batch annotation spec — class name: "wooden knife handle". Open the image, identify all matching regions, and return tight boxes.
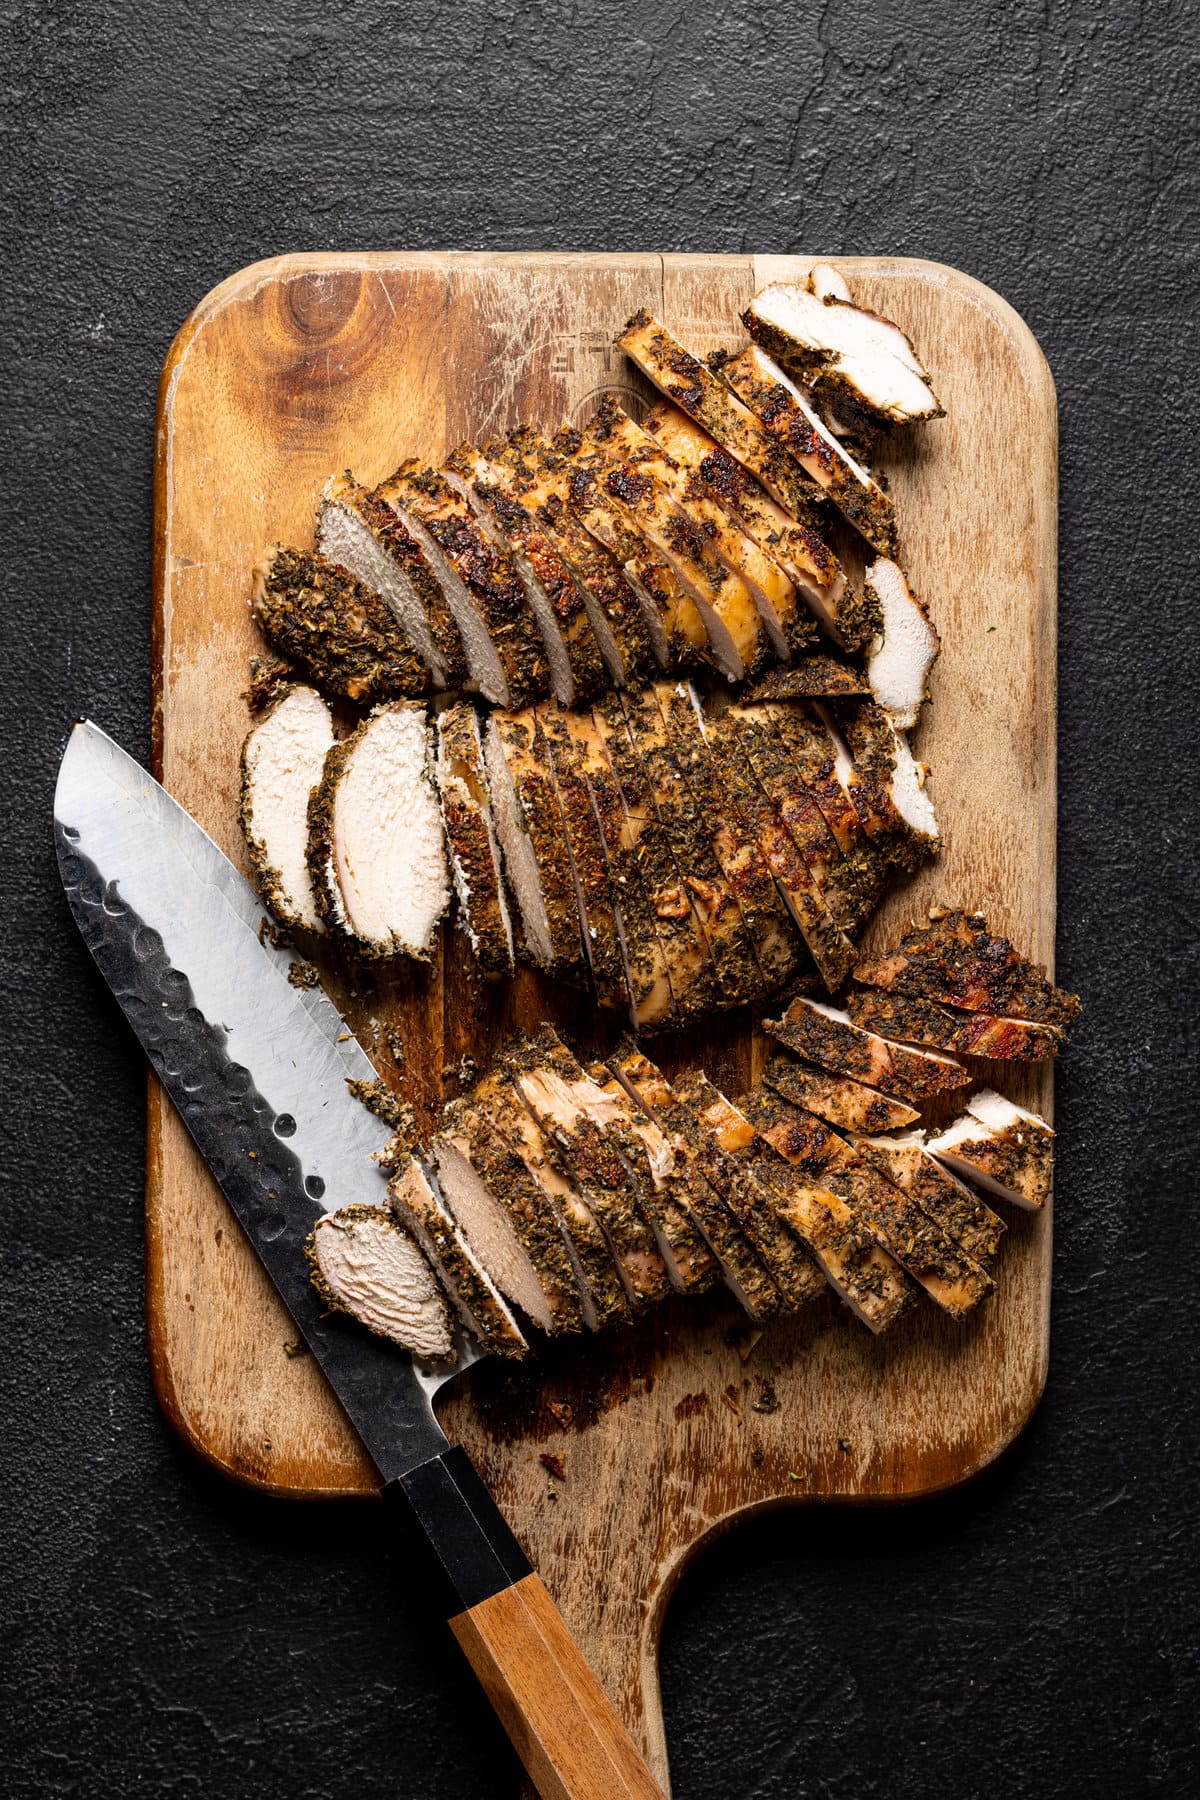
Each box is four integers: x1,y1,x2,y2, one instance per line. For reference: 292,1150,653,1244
389,1446,665,1800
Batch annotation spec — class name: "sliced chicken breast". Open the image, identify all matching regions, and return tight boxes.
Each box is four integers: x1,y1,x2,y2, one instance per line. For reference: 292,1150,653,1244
619,689,767,1008
306,1203,453,1359
653,683,805,991
673,1072,827,1311
434,701,516,980
744,280,943,434
307,702,449,961
762,1054,920,1134
815,700,940,869
240,683,336,933
850,1132,1007,1270
763,994,970,1101
610,1045,782,1320
389,1157,528,1356
252,544,430,704
846,989,1064,1060
747,656,872,701
443,443,607,706
483,708,587,984
850,908,1082,1026
536,706,631,1015
741,1088,993,1319
433,1098,586,1331
316,471,467,688
644,402,870,650
721,344,898,556
864,559,940,730
378,459,550,708
928,1091,1055,1210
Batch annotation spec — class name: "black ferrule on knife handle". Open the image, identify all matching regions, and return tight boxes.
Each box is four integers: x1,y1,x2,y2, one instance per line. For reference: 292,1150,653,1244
387,1444,533,1612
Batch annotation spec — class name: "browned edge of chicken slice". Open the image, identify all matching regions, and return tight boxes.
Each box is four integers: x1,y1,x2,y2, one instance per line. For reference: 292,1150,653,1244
434,700,516,980
850,1133,1007,1271
851,907,1083,1027
927,1090,1055,1210
846,988,1064,1060
536,705,632,1014
483,707,588,984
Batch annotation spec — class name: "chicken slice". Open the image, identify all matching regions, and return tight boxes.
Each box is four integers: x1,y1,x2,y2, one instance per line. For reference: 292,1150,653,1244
744,280,943,434
808,263,852,303
389,1158,528,1357
851,908,1083,1026
721,344,898,556
672,1073,826,1311
306,1204,454,1360
727,701,866,939
704,704,857,989
504,426,677,679
555,708,675,1028
581,397,772,677
928,1091,1055,1210
740,1088,992,1319
863,559,940,730
815,700,940,870
536,705,631,1014
750,699,889,932
316,471,467,689
846,989,1064,1061
443,444,606,706
472,1068,628,1331
645,402,869,651
850,1133,1007,1270
762,1054,920,1134
506,1026,672,1307
764,994,970,1101
307,701,449,961
252,545,430,705
619,690,767,1007
724,1105,915,1334
593,695,723,1019
240,683,336,933
377,459,549,708
747,656,872,701
653,683,805,991
583,1061,719,1295
432,1097,587,1332
434,701,515,980
483,708,587,985
610,1045,781,1320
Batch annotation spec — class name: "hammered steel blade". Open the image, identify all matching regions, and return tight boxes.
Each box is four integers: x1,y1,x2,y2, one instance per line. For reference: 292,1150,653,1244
54,720,474,1480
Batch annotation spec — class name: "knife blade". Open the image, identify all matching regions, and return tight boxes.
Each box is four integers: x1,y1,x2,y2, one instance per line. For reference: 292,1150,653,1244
54,719,664,1800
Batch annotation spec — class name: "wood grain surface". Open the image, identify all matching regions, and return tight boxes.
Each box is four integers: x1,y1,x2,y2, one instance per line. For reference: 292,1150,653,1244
150,252,1057,1791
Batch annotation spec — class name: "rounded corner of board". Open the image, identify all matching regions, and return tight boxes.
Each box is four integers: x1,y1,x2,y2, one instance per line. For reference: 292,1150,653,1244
903,257,1058,411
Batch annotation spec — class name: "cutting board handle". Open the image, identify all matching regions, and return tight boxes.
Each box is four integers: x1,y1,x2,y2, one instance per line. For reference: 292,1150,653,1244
389,1446,666,1800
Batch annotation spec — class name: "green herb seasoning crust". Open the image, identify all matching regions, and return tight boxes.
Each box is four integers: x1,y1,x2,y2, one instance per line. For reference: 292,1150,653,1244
252,545,430,704
389,1158,528,1358
851,908,1083,1027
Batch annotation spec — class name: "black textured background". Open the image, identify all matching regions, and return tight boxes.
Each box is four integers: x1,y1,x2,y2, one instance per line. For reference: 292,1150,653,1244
3,2,1197,1795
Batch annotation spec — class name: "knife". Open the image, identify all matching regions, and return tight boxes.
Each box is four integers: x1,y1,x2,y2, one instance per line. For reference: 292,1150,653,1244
54,719,665,1800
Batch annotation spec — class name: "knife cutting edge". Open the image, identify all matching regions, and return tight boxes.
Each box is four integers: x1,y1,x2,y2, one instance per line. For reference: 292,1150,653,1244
54,719,665,1800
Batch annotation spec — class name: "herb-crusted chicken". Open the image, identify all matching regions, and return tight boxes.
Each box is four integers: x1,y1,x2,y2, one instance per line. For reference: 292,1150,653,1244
850,1133,1007,1270
743,280,943,437
306,1203,454,1360
928,1090,1055,1210
851,909,1082,1026
252,545,430,704
764,994,971,1101
389,1157,528,1357
762,1054,921,1134
721,344,898,556
483,708,587,984
239,683,336,933
433,701,515,980
316,472,467,689
846,989,1065,1060
306,701,449,962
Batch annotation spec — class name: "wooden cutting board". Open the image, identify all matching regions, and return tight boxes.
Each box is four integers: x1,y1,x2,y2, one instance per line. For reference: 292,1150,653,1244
150,252,1057,1791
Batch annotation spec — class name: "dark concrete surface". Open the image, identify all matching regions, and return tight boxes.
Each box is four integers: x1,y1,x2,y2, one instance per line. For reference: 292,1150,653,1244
3,1,1197,1794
